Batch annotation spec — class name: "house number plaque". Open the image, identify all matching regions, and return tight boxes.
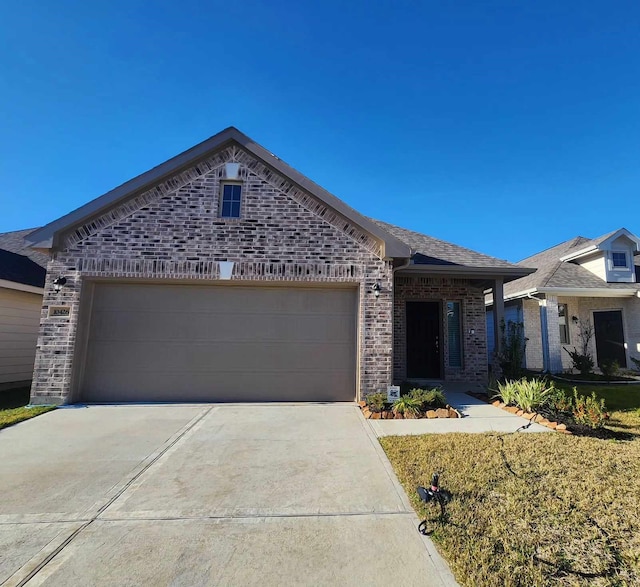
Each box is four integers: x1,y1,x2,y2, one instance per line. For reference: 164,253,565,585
49,306,70,317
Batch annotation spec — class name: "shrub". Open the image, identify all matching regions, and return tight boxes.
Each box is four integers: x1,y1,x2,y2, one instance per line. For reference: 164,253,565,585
572,389,607,429
408,387,447,409
496,319,527,380
365,392,387,413
497,379,519,406
599,359,619,379
548,388,573,415
511,378,556,413
563,347,595,375
391,395,423,418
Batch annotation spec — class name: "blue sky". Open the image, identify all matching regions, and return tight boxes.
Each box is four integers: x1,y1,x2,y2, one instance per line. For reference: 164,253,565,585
1,1,639,262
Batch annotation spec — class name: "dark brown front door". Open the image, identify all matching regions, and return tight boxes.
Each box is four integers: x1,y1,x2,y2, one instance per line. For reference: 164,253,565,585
593,310,627,368
406,301,441,378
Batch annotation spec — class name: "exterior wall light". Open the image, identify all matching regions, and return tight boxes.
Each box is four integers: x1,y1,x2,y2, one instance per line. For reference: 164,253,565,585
52,276,67,293
371,282,381,298
571,315,579,324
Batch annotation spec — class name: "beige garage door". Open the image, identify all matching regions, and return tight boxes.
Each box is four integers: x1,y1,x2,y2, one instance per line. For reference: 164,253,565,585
81,283,357,403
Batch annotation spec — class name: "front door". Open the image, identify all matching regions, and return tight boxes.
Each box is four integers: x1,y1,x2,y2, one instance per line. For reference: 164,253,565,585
406,301,441,378
593,310,627,368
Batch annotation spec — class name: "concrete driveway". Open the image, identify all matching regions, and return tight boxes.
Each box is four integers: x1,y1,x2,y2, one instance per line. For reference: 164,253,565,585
0,404,456,586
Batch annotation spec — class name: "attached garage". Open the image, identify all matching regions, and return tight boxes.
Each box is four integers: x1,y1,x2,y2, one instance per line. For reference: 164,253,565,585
77,282,358,403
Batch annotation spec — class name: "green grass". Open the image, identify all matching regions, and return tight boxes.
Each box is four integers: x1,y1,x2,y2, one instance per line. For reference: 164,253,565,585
381,383,640,586
0,386,55,429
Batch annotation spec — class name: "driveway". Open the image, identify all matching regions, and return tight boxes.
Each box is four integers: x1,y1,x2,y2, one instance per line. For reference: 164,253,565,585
0,404,456,586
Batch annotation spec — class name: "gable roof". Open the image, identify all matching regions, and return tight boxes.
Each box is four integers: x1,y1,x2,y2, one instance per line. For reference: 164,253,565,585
503,231,640,298
25,127,411,259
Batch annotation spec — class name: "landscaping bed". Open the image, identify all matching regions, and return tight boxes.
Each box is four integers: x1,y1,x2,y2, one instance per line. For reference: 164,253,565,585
0,386,56,430
361,386,461,420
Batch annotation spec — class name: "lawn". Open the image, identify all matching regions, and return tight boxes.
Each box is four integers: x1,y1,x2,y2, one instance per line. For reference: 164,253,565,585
381,384,640,586
0,386,55,430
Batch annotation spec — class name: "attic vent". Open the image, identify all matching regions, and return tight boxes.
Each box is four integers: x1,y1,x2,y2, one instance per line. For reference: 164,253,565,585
224,163,240,180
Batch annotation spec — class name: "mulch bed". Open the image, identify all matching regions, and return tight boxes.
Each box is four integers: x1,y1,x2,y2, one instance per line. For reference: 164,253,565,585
358,401,461,420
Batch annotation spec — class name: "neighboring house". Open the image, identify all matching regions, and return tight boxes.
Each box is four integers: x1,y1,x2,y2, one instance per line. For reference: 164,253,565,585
0,229,47,389
26,127,531,405
487,228,640,373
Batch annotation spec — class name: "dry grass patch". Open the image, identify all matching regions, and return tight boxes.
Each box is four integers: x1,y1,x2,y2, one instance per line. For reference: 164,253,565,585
381,433,640,586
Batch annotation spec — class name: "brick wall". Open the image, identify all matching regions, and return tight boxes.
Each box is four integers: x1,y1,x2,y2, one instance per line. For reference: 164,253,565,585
30,146,394,404
393,276,488,383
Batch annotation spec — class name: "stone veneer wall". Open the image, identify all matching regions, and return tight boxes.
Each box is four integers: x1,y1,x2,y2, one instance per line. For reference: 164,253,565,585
31,146,394,404
393,276,488,383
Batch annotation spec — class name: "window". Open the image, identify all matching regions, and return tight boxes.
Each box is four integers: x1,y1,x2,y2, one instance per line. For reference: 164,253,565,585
612,251,628,268
447,301,462,367
558,303,570,344
220,183,242,218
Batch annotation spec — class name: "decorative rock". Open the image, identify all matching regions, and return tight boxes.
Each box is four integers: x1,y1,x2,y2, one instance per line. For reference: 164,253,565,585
448,408,459,419
394,412,404,419
516,410,524,417
522,413,535,420
362,408,371,418
358,401,367,408
435,408,450,418
505,406,519,414
371,412,381,420
545,421,558,429
556,423,567,431
492,400,502,407
426,410,437,419
533,414,545,423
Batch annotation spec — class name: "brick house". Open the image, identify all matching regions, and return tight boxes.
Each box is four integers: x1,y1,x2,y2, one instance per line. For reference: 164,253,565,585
487,228,640,373
26,128,531,404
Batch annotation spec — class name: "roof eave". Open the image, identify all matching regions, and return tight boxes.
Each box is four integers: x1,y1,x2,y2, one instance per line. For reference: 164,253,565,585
559,245,598,262
396,264,535,283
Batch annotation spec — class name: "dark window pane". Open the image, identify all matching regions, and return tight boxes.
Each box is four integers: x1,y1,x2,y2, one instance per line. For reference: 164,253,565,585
612,252,627,267
221,184,242,217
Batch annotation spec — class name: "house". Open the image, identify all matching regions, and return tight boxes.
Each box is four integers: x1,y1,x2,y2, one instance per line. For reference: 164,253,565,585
486,228,640,373
26,127,532,405
0,229,47,390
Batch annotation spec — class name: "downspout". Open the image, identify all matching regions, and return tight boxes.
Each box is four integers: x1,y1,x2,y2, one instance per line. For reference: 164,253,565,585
527,292,549,372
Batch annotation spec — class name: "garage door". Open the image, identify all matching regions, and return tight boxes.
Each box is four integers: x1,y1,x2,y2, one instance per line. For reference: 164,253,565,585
80,283,357,403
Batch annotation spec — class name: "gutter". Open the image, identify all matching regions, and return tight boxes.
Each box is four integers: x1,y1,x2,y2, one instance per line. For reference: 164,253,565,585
0,279,45,295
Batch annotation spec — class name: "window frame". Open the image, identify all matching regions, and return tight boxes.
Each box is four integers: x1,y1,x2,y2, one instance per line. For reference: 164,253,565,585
611,250,629,269
219,181,243,219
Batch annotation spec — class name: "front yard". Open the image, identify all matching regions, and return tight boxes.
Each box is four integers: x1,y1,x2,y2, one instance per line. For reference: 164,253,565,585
381,384,640,586
0,386,55,430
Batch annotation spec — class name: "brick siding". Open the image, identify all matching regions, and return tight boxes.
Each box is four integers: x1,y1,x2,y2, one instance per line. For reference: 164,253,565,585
31,146,393,404
393,276,488,383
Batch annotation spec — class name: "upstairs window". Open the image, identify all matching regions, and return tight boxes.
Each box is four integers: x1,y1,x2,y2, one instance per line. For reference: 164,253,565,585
612,251,628,268
220,183,242,218
558,303,570,344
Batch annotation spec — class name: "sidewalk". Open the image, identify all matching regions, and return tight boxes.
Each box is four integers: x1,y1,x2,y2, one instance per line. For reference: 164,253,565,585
368,383,550,437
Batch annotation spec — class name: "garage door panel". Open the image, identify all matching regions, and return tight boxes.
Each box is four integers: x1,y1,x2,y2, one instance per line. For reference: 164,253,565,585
82,284,357,402
90,310,355,344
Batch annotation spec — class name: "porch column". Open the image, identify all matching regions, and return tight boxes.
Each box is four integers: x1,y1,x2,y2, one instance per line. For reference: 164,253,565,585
492,278,505,354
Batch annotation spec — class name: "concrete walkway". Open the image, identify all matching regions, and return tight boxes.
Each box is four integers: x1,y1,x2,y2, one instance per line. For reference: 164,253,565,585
369,383,550,437
0,404,457,587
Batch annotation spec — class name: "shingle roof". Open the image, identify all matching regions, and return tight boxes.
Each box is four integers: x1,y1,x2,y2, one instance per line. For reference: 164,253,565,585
0,228,48,267
0,249,46,288
503,232,640,297
372,220,519,269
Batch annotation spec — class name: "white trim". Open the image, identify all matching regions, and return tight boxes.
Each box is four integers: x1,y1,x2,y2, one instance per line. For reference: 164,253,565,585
0,279,44,295
559,245,597,262
538,287,637,297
